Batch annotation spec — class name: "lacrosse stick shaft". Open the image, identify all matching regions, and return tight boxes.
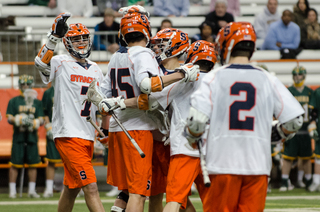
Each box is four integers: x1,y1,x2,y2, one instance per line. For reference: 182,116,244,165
109,111,145,158
86,116,105,137
19,166,25,197
198,139,211,187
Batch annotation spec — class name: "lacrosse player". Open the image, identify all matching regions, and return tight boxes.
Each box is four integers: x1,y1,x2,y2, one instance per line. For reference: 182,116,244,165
97,6,199,212
35,13,105,212
185,22,304,212
6,75,44,198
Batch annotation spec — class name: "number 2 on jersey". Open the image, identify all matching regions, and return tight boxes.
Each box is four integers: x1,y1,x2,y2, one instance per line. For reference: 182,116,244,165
80,86,91,117
111,68,134,98
229,82,256,131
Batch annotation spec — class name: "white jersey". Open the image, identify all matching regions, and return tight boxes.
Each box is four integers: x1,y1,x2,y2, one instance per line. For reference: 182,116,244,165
41,54,104,141
101,46,161,132
191,64,304,175
151,72,208,157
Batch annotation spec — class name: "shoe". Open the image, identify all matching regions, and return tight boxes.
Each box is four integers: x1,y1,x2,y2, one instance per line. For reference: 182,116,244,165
43,189,53,198
279,186,288,192
191,183,198,194
28,192,40,198
297,180,306,188
9,193,16,199
106,186,119,197
288,179,295,191
267,184,272,193
77,189,84,198
308,182,320,192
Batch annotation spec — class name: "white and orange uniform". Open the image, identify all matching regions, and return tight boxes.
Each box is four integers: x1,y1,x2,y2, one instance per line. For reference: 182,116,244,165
40,54,104,188
101,46,159,196
190,64,304,212
150,72,209,209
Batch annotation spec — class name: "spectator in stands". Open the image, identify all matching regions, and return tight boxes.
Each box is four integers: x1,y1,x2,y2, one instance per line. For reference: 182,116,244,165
57,0,93,17
293,0,310,29
6,75,44,199
128,0,146,6
261,10,300,51
300,8,320,49
191,21,215,43
28,0,56,8
154,0,190,17
190,0,203,5
96,0,127,17
254,0,280,39
93,8,120,53
156,19,173,32
210,0,240,17
205,0,234,35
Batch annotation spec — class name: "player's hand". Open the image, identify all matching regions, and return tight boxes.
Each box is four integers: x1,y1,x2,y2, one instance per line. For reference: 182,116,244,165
45,123,53,140
51,12,71,38
118,5,150,18
183,126,200,150
271,120,295,143
98,96,126,114
308,123,319,141
177,63,200,83
96,131,109,148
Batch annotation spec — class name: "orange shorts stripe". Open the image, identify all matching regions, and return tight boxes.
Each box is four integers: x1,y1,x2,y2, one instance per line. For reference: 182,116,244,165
166,154,201,209
203,174,268,212
107,130,153,196
55,137,96,189
151,140,170,196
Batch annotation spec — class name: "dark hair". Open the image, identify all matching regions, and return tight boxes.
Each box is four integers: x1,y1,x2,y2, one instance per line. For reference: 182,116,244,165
199,21,214,34
296,0,310,16
231,41,255,59
161,19,172,27
124,32,146,44
308,8,318,21
195,60,214,72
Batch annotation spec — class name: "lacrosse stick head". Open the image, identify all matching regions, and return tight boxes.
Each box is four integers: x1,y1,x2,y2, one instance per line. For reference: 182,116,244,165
24,89,38,108
86,79,106,106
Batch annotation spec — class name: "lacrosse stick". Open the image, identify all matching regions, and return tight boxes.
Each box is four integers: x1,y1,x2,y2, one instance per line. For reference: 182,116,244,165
86,116,105,137
198,139,211,187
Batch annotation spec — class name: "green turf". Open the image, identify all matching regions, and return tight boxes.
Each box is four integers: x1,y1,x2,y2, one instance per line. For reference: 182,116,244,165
0,189,319,212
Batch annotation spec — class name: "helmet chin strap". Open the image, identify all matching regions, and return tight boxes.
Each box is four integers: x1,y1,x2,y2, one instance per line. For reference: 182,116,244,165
293,79,305,87
225,39,235,64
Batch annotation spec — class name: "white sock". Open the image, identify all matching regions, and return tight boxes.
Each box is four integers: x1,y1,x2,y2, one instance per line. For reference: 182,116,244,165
282,174,289,179
313,174,320,184
45,180,54,192
9,182,16,194
305,174,312,180
28,182,36,194
298,170,304,181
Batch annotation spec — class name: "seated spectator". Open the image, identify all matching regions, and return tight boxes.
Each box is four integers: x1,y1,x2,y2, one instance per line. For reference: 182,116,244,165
128,0,146,6
93,8,120,53
157,19,173,32
205,0,234,35
154,0,190,17
293,0,310,28
261,10,300,51
254,0,280,39
301,8,320,49
28,0,56,9
191,21,215,43
190,0,203,5
96,0,127,17
210,0,240,17
57,0,93,17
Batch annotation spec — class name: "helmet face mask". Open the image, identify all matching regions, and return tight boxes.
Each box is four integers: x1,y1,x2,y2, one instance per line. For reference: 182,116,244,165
150,28,189,63
63,23,92,59
19,75,34,93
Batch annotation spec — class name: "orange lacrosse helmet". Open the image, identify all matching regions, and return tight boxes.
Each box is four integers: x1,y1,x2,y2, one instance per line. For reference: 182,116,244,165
120,12,151,46
185,40,217,65
150,28,189,63
63,23,92,59
215,22,256,65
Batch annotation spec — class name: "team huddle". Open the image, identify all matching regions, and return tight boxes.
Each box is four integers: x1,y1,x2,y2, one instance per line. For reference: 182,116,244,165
34,5,305,212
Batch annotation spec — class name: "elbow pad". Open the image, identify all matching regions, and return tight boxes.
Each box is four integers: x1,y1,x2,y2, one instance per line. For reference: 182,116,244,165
140,76,163,94
282,115,303,133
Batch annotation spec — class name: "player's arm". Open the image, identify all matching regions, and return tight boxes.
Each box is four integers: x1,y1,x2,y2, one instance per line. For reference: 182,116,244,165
35,12,70,80
139,64,200,94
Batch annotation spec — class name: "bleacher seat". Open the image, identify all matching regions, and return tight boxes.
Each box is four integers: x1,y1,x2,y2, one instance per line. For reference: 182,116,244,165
0,76,18,88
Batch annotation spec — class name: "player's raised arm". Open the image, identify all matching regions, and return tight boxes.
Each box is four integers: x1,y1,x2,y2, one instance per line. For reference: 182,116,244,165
34,12,71,82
